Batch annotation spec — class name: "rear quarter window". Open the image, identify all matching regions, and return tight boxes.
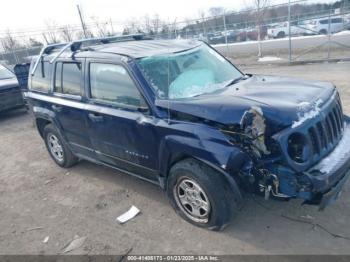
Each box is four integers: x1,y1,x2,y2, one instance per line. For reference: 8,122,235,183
331,18,343,23
31,61,51,92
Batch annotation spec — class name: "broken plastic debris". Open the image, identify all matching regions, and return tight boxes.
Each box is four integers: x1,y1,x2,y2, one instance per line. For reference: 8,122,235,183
116,206,140,224
62,235,87,253
43,236,49,243
300,214,314,220
27,227,44,231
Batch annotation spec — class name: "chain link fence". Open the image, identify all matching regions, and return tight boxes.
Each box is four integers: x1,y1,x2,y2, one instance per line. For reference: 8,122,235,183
1,0,350,66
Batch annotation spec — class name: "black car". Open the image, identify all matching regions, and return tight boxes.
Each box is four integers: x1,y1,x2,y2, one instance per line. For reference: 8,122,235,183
0,64,25,112
24,35,350,230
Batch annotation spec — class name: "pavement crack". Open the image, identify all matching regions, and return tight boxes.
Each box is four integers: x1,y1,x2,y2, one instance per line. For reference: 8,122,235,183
281,214,350,241
252,195,350,241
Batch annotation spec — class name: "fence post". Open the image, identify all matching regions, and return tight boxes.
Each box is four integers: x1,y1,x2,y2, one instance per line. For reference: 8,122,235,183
327,9,331,61
288,0,292,63
223,11,228,57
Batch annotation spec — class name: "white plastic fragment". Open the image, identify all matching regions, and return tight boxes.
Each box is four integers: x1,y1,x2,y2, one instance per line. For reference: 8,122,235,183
63,235,87,253
43,236,49,243
116,206,140,224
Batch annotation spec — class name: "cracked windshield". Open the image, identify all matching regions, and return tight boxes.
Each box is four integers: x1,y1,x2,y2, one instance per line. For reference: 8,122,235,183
137,44,243,99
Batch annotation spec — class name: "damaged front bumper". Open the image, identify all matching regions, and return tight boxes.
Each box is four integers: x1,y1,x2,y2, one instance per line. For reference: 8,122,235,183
270,119,350,210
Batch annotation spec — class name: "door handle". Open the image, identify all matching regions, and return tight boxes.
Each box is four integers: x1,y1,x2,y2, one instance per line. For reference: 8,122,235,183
88,113,104,122
52,105,62,112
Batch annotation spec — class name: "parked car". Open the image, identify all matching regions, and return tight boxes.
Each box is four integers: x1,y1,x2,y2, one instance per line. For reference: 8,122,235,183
245,26,267,41
207,31,225,45
25,36,350,230
267,21,309,38
0,64,25,113
305,17,346,35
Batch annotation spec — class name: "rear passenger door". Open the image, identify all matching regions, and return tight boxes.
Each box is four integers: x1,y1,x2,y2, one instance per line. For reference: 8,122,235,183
85,60,158,181
52,60,94,158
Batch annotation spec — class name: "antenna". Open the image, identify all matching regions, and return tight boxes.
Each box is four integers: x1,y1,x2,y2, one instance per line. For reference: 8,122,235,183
77,4,88,38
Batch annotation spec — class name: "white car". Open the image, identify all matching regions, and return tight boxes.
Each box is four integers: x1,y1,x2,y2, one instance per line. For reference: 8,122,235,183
305,17,346,35
267,21,309,38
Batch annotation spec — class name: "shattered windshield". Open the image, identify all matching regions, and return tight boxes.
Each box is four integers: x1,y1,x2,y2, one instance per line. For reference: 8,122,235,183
137,44,242,99
0,65,15,80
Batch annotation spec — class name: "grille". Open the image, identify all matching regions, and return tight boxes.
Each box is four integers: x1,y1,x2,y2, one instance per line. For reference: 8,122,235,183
307,93,344,156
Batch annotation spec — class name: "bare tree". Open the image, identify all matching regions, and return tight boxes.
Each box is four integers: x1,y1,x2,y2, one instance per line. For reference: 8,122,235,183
91,16,110,37
0,30,22,51
43,20,60,44
151,14,161,36
208,7,225,17
59,25,74,42
28,38,43,47
142,15,153,35
252,0,270,57
124,18,143,34
198,10,207,35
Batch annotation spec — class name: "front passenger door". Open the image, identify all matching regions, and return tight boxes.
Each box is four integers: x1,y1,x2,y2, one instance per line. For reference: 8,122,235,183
85,61,158,182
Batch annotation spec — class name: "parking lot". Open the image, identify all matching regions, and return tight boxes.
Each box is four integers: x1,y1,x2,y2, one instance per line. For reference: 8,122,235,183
0,62,350,255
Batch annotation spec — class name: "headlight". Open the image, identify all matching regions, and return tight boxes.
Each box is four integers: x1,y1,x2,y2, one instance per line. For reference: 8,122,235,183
287,133,311,163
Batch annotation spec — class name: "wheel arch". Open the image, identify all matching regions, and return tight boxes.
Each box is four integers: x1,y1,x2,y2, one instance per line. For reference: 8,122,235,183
36,117,52,138
158,136,245,208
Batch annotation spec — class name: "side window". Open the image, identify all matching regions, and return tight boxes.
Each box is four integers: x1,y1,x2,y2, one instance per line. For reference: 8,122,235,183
54,62,82,96
31,61,51,92
89,63,144,108
320,19,328,25
54,62,62,93
331,18,342,24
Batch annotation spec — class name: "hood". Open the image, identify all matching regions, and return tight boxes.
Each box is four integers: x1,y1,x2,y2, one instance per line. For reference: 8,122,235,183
155,75,336,134
0,77,19,91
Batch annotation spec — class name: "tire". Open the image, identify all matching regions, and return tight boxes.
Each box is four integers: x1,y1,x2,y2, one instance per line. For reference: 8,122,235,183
319,29,327,35
277,31,285,38
167,159,233,231
43,124,78,168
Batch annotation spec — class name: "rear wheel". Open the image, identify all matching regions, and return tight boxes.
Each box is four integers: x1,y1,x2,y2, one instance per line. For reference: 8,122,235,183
319,29,328,35
43,124,78,168
167,159,233,231
277,31,285,38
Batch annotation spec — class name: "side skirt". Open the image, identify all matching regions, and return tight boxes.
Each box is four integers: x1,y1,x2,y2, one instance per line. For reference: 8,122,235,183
74,153,161,187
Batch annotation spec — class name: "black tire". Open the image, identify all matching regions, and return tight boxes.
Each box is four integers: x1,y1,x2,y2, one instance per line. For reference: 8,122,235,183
167,159,234,231
277,31,285,38
319,29,327,35
43,124,78,168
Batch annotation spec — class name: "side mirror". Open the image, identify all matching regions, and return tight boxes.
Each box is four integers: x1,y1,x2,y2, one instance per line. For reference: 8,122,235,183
137,106,149,113
137,98,149,114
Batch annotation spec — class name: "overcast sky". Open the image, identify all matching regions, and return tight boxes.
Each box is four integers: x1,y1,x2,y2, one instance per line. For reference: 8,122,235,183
0,0,335,35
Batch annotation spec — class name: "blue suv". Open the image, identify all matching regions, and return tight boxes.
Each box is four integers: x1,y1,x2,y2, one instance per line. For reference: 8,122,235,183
25,35,350,230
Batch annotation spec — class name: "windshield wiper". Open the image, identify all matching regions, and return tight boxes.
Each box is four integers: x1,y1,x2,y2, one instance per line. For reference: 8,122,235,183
225,74,250,87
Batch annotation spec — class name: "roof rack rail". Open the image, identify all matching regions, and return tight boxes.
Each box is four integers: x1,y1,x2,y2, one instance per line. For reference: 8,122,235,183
31,34,148,75
30,42,68,75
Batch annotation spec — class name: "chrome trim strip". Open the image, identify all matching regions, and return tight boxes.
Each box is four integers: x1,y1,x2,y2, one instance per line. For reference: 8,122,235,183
96,150,156,172
26,92,143,119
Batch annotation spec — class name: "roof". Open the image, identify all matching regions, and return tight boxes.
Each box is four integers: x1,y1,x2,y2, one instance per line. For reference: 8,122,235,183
90,39,202,58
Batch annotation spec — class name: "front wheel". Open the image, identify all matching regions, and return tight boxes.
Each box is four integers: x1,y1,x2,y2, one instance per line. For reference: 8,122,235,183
167,159,234,231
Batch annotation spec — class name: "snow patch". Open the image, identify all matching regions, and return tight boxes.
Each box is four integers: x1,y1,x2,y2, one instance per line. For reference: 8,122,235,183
333,30,350,36
258,56,282,62
312,123,350,174
292,99,323,128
